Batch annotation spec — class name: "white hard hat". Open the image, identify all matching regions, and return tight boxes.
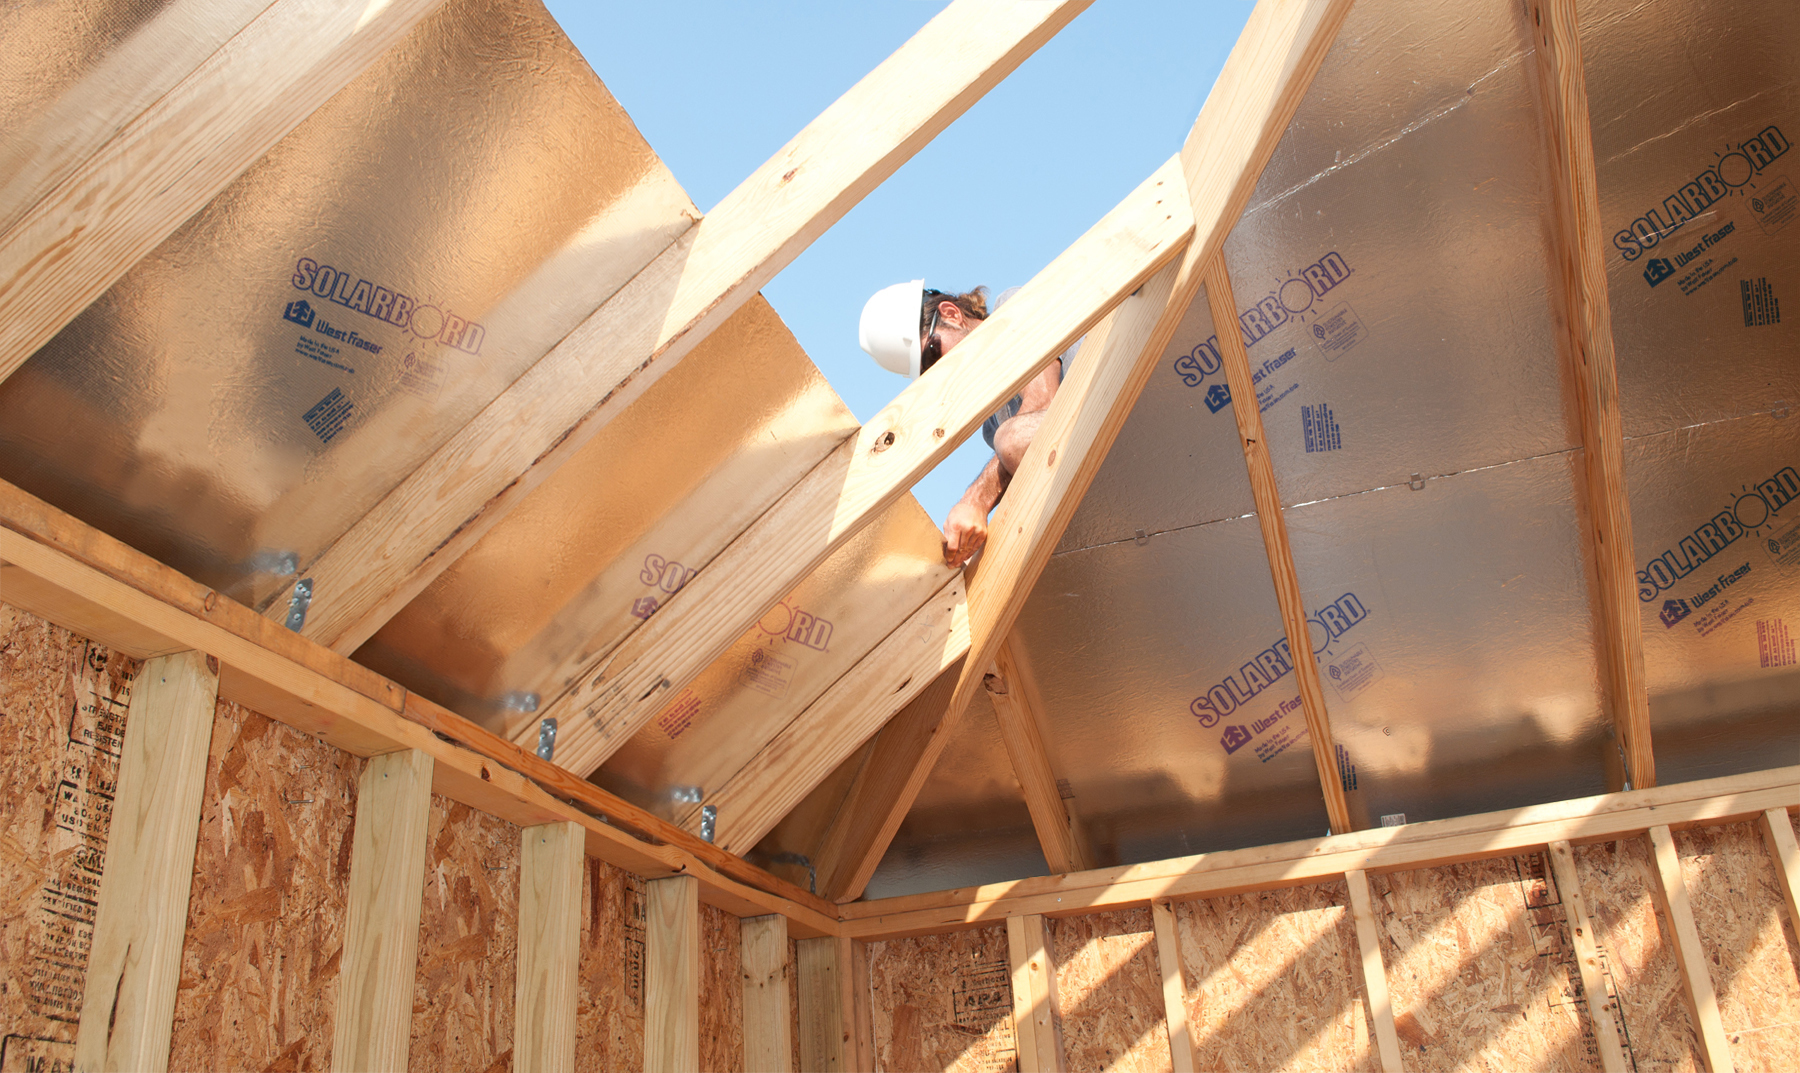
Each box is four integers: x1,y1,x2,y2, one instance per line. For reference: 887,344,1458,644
859,280,925,379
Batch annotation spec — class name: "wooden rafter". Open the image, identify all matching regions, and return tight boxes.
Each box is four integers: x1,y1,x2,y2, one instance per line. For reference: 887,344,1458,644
0,0,446,382
529,159,1190,777
268,0,1094,653
1206,256,1353,833
836,764,1800,940
1530,0,1654,787
814,0,1360,900
987,636,1091,874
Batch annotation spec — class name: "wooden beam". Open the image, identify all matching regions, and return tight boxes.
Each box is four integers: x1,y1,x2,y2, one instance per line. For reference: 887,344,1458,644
1150,900,1196,1073
1207,256,1352,833
1345,870,1404,1073
1758,807,1800,940
836,772,1800,940
530,156,1191,777
515,821,585,1073
814,0,1359,898
1645,825,1732,1071
742,915,794,1073
645,875,702,1073
1546,840,1629,1073
0,478,839,935
796,936,850,1072
1530,0,1653,788
1007,914,1064,1072
73,650,220,1073
0,0,445,383
988,637,1091,874
332,748,435,1073
272,0,1093,653
840,935,875,1073
685,576,968,854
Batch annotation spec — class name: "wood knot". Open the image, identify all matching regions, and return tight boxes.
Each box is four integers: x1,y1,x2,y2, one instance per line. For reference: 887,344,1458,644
782,168,797,183
203,590,219,612
872,430,896,453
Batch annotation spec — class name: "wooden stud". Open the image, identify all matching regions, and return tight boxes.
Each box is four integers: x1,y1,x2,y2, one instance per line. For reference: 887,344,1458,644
515,820,586,1073
0,0,445,383
836,765,1800,940
1644,825,1734,1072
645,875,701,1073
1547,840,1629,1072
1345,870,1404,1073
72,650,220,1073
690,578,968,855
271,0,1092,653
0,480,840,935
1007,914,1063,1072
796,936,848,1072
742,915,794,1073
529,157,1190,778
1530,0,1654,788
1758,807,1800,939
814,0,1358,899
988,637,1091,874
1150,900,1196,1073
331,748,435,1073
841,935,875,1073
1206,255,1352,834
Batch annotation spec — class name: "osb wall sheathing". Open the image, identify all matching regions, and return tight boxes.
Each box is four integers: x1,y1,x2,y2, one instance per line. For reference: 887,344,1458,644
868,924,1017,1073
1575,838,1704,1070
410,796,520,1073
1373,855,1593,1072
167,699,361,1071
1676,822,1800,1070
576,857,645,1072
1047,908,1169,1073
700,902,745,1072
0,602,134,1069
1176,882,1372,1072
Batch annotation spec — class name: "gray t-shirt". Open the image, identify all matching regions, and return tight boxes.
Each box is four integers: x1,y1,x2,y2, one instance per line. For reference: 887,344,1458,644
978,285,1081,450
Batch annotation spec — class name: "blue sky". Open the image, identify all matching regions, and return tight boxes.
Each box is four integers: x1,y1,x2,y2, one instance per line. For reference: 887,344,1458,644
544,1,1254,524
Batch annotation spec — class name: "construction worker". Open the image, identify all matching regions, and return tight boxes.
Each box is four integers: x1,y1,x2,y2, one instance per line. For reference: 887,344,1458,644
859,281,1074,569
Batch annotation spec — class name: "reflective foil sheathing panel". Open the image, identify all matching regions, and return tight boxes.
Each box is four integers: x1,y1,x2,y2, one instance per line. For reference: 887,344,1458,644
0,0,696,610
1581,0,1800,782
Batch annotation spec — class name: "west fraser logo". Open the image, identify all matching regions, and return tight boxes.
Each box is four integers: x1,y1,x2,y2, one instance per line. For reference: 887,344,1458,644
1204,383,1232,413
283,298,315,327
1220,725,1252,754
1637,465,1799,600
291,258,485,353
1660,598,1691,628
1643,258,1676,287
1171,251,1353,392
1613,124,1789,262
1189,592,1369,727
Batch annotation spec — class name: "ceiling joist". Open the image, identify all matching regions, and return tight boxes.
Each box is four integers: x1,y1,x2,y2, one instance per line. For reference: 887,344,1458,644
986,635,1094,875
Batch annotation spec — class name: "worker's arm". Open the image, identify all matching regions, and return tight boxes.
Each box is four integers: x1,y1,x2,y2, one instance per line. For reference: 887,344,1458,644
941,360,1063,568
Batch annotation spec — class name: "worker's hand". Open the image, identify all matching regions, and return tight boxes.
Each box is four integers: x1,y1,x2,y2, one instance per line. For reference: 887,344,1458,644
942,502,989,568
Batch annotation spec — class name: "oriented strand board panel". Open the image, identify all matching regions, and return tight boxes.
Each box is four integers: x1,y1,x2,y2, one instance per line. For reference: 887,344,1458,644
1575,839,1705,1070
700,902,745,1073
167,699,361,1070
1676,823,1800,1070
1175,883,1371,1071
1048,908,1169,1073
409,797,521,1072
576,857,645,1073
0,602,135,1068
868,925,1017,1073
1373,855,1593,1071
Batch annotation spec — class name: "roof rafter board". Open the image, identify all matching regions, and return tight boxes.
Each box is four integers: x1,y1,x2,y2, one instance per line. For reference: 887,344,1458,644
814,0,1360,900
265,0,1093,654
1206,256,1352,833
0,0,448,382
1531,0,1653,787
838,764,1800,940
529,158,1192,777
675,576,970,853
0,479,840,935
986,635,1092,875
